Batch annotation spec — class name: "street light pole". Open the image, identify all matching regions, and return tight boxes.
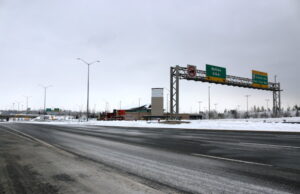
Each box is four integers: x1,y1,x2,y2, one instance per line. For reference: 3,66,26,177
16,101,20,112
24,96,31,114
198,101,202,114
208,86,211,119
164,87,170,114
105,102,109,112
77,58,100,121
214,103,218,112
245,95,250,118
266,99,270,111
87,64,90,120
40,85,52,115
166,94,169,114
138,98,141,120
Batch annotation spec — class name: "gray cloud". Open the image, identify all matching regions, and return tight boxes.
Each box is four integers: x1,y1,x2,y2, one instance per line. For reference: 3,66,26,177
0,0,299,112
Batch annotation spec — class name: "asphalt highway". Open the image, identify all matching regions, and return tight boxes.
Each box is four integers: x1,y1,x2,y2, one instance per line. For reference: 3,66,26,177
1,123,300,193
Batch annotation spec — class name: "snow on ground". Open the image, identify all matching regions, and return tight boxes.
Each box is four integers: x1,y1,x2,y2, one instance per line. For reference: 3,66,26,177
18,117,300,132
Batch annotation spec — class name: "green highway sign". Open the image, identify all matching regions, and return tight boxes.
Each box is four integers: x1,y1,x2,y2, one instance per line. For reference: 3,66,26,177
206,64,226,82
46,108,52,112
53,108,60,112
252,70,268,88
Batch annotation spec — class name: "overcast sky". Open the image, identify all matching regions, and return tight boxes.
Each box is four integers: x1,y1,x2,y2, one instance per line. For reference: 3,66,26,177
0,0,299,112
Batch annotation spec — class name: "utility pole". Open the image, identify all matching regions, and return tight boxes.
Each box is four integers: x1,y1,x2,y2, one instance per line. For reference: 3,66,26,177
208,86,211,119
119,101,122,110
198,101,202,114
77,58,100,121
245,95,250,118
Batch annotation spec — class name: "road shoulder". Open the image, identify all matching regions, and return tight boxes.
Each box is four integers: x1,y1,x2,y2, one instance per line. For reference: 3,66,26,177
0,126,163,194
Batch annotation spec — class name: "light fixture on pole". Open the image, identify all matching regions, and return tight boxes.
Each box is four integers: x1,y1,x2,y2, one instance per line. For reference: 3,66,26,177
77,58,100,121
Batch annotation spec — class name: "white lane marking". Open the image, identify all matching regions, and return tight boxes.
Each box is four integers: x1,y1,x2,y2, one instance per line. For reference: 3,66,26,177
187,139,300,150
240,142,300,149
191,153,273,167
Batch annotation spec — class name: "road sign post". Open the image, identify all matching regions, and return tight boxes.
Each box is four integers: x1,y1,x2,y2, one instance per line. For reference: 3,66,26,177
206,64,226,83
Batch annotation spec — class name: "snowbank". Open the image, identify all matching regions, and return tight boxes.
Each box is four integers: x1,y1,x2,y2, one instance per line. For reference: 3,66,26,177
17,117,300,132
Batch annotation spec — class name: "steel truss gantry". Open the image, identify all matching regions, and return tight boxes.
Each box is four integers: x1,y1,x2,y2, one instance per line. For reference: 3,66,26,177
170,65,282,117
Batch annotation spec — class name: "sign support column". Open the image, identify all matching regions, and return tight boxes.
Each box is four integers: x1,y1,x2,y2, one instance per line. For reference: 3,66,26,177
272,83,281,117
170,65,180,117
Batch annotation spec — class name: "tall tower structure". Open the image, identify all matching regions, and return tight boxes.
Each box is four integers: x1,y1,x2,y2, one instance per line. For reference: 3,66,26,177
151,88,164,116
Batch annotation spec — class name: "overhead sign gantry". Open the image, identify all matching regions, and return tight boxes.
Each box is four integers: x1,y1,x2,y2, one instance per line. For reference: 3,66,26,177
170,65,282,117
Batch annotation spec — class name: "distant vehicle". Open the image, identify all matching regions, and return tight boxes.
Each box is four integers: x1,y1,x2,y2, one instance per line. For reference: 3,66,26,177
98,110,125,121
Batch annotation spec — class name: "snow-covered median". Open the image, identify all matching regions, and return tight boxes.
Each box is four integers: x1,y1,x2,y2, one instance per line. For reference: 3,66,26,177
18,117,300,132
